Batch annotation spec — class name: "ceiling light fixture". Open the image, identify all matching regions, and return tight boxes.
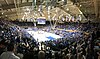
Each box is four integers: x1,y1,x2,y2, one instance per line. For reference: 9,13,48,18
80,5,82,7
2,12,4,15
67,8,69,11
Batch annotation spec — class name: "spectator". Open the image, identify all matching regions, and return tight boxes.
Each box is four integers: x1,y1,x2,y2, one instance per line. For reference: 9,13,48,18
0,43,20,59
38,50,45,59
0,39,7,55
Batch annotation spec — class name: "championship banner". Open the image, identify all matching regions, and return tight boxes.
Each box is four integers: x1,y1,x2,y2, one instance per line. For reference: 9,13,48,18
32,0,37,11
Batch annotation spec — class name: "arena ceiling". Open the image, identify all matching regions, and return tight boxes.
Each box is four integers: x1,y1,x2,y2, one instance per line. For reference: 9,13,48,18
0,0,100,22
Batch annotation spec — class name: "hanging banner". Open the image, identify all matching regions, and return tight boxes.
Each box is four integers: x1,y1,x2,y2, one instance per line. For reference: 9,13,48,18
32,0,37,11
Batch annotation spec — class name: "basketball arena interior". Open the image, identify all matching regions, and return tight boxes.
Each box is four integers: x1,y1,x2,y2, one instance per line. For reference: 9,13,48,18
0,0,100,59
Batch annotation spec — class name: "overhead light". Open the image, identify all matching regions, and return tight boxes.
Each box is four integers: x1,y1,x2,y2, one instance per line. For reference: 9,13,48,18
80,12,82,14
48,6,51,10
42,13,44,16
62,0,64,1
26,8,30,11
48,15,50,18
67,8,69,11
80,5,82,7
56,9,58,13
22,16,25,20
2,12,4,15
25,12,27,15
38,5,42,12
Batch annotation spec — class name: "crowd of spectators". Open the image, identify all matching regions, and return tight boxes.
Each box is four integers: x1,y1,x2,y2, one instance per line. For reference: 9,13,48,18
0,18,100,59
